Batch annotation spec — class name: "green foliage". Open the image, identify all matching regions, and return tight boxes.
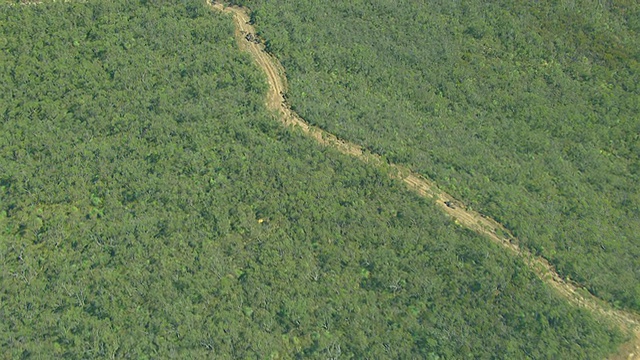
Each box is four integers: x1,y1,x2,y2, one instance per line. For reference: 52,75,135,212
238,0,640,311
0,0,626,358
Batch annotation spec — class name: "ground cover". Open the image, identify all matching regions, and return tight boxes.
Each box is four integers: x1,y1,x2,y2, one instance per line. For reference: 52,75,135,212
233,0,640,312
0,0,627,358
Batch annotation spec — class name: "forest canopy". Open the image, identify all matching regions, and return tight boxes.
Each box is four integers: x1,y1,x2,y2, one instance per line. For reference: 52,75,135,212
230,0,640,312
0,0,629,358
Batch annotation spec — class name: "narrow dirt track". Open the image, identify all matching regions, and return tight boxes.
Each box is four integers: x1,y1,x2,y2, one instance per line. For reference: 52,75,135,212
5,0,636,356
6,0,639,357
210,2,640,358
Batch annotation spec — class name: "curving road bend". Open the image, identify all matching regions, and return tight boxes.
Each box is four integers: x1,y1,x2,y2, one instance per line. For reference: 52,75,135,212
6,0,637,357
208,2,640,358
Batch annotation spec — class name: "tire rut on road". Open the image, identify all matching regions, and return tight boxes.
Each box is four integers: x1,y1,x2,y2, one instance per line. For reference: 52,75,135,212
209,2,640,358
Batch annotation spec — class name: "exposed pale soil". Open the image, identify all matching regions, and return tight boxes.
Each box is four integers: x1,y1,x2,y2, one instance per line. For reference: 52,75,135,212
210,2,640,358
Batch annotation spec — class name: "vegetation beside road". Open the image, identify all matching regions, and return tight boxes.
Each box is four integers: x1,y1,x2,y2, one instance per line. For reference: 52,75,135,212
0,0,626,358
231,0,640,312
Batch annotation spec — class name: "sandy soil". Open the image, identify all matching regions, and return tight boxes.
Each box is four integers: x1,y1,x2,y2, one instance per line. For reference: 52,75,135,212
217,2,640,358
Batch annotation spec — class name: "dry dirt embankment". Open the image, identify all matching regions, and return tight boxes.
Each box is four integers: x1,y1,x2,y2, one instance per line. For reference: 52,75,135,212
210,2,640,358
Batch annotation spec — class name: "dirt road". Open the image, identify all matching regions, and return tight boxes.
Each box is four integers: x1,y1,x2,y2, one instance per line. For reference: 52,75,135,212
6,0,638,356
210,2,640,358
